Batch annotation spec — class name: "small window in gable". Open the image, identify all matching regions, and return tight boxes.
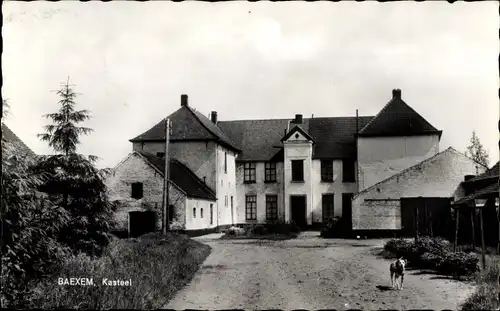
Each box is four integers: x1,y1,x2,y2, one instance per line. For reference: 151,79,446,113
193,208,196,218
201,208,204,218
131,182,143,199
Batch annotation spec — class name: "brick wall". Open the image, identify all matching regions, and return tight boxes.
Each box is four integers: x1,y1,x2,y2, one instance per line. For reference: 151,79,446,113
105,153,186,230
352,148,486,230
133,141,217,192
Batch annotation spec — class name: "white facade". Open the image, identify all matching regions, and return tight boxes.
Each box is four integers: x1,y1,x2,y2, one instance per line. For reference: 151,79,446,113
357,134,440,191
283,130,314,225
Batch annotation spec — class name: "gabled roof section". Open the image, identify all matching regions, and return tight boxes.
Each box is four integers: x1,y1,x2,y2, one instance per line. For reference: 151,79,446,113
129,103,240,153
309,116,373,159
358,89,442,138
354,147,464,199
464,161,499,183
1,123,36,157
136,151,216,201
218,118,305,162
281,124,315,143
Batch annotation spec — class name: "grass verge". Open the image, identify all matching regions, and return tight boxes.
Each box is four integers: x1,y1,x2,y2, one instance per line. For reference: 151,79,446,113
460,255,500,310
22,232,211,309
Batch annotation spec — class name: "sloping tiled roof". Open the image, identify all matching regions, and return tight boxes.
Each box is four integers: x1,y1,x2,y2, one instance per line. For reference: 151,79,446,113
354,147,461,199
452,183,499,205
218,116,373,161
138,152,216,201
218,118,309,161
130,105,240,152
1,123,35,157
358,89,442,137
309,116,373,159
465,162,499,183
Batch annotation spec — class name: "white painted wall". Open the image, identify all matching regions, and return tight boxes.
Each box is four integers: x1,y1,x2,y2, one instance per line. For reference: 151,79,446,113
310,159,358,223
215,145,238,227
185,198,217,230
357,134,440,191
235,162,284,224
283,131,314,225
352,147,486,230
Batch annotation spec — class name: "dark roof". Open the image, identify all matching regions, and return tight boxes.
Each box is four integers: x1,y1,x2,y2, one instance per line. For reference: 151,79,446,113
218,118,307,161
358,91,442,138
130,105,240,152
219,116,374,161
452,183,499,206
465,162,499,183
138,152,216,201
309,116,373,159
1,123,35,157
281,125,316,143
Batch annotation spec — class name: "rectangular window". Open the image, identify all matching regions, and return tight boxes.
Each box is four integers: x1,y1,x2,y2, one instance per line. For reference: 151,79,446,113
321,160,334,182
210,204,213,224
193,207,196,218
244,162,256,183
343,159,356,182
156,152,165,158
266,195,278,221
224,152,227,173
201,208,204,218
342,193,353,226
265,162,277,182
322,194,334,222
131,182,143,199
291,160,304,182
245,195,257,221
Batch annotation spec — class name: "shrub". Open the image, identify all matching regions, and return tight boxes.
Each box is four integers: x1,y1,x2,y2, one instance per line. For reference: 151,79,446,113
227,226,245,236
437,252,480,279
420,252,445,269
169,221,185,231
247,224,268,235
266,220,300,234
320,216,343,238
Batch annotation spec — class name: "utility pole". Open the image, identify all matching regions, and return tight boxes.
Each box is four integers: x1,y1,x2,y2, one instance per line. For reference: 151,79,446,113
162,118,171,235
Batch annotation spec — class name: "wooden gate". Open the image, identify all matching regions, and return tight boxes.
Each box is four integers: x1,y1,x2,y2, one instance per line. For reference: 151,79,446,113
129,211,156,238
400,197,453,239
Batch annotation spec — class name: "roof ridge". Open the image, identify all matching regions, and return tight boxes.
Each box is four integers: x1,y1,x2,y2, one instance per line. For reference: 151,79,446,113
354,147,457,198
358,98,394,134
170,157,217,197
186,106,240,152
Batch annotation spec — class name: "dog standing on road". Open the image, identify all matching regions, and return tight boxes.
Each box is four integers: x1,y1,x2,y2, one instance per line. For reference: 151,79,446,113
390,257,407,290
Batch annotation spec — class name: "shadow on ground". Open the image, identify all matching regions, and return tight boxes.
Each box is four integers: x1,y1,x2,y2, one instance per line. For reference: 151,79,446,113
376,285,393,291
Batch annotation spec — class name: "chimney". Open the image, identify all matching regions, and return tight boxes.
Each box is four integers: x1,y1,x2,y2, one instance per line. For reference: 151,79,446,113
211,111,217,124
464,175,475,181
181,94,188,107
294,114,303,124
392,89,402,99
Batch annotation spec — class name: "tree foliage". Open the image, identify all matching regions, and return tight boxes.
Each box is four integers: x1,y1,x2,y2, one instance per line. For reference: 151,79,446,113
465,131,490,168
35,78,114,256
1,129,71,307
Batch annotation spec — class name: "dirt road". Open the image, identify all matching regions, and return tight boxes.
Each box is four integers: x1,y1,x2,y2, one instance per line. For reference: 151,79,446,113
165,232,475,310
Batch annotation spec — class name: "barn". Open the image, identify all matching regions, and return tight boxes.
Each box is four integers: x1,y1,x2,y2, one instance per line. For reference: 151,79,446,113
351,147,486,237
105,151,217,237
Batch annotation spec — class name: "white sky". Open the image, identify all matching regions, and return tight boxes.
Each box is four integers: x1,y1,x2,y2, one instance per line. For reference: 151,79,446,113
2,1,499,169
